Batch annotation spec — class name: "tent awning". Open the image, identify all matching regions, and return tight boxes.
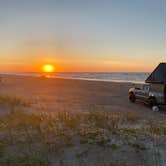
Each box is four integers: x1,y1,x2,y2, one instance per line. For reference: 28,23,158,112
145,63,166,84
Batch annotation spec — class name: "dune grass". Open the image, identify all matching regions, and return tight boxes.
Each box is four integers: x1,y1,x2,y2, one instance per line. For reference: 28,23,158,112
0,95,30,108
0,95,165,165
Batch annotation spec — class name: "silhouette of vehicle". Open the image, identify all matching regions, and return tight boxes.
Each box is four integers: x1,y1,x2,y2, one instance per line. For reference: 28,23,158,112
129,63,166,111
129,83,166,108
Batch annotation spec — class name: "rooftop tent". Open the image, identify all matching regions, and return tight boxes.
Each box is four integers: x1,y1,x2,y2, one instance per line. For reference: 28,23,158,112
145,63,166,84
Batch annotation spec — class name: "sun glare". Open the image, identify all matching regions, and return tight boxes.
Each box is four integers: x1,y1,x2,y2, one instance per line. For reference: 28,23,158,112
43,64,55,73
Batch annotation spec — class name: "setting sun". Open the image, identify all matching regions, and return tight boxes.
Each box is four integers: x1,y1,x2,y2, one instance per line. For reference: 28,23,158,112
42,64,55,73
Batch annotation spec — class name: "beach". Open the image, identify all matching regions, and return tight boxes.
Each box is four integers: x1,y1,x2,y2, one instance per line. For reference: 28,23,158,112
0,74,165,120
0,74,166,165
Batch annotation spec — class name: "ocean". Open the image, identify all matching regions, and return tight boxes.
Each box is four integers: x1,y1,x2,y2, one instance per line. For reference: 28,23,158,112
1,72,150,83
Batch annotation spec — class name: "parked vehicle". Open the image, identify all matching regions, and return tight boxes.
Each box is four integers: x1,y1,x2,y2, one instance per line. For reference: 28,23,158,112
129,63,166,111
129,83,166,107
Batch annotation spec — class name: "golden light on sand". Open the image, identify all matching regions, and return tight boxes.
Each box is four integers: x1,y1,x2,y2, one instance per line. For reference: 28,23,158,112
42,64,55,73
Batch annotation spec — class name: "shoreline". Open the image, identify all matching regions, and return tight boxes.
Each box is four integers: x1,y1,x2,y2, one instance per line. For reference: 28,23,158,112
0,73,144,84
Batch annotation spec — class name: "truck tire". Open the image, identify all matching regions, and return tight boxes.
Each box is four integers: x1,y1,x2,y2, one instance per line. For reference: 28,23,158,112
148,98,157,108
129,93,136,103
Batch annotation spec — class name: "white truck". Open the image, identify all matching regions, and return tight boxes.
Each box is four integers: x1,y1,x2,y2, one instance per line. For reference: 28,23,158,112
129,83,166,109
129,63,166,111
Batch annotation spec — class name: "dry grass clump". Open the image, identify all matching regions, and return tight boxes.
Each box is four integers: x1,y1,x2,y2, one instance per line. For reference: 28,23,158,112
0,95,30,108
56,110,82,130
147,120,166,136
121,128,139,135
4,148,49,166
85,111,121,133
123,112,142,123
128,141,146,151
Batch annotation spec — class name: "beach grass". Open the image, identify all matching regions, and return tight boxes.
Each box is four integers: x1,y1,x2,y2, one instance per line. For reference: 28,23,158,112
0,95,165,165
0,95,30,108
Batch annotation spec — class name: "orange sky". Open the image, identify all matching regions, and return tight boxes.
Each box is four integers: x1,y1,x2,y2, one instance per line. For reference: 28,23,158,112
0,59,156,73
0,45,158,72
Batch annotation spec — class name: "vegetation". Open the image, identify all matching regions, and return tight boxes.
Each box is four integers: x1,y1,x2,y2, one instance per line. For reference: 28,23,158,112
0,95,30,109
0,95,165,165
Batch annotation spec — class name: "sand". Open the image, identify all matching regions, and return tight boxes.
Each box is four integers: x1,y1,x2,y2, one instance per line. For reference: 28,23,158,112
0,74,165,121
0,74,166,166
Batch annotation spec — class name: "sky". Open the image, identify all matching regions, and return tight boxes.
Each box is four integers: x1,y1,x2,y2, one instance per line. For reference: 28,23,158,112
0,0,166,72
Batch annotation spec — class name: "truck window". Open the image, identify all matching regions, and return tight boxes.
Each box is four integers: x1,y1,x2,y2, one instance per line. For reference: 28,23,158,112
134,84,141,90
143,85,149,91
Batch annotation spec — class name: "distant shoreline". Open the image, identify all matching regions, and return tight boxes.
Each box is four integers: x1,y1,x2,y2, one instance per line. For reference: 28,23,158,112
0,72,147,84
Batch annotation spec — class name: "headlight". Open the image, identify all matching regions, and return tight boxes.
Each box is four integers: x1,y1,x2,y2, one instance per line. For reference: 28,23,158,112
149,93,154,97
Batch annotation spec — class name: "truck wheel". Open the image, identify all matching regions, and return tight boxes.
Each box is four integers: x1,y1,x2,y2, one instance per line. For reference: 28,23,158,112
148,98,159,111
148,98,157,108
129,93,136,103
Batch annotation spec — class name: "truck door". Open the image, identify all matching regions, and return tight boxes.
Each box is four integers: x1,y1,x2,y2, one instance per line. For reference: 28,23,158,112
136,85,149,99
